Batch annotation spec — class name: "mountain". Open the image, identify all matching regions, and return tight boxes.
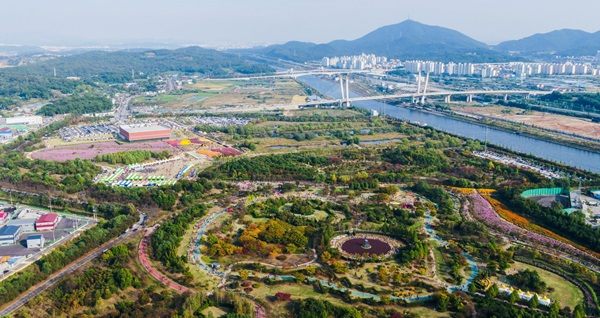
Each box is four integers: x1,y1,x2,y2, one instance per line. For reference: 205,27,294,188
495,29,600,56
3,46,274,82
249,20,514,63
0,44,47,56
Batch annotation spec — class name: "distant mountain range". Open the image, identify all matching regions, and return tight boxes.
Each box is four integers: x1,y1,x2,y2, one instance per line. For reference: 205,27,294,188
494,29,600,56
249,20,514,63
241,20,600,62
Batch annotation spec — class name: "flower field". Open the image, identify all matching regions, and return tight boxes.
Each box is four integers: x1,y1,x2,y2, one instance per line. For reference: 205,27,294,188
469,191,600,261
197,149,222,158
32,141,175,161
211,148,242,156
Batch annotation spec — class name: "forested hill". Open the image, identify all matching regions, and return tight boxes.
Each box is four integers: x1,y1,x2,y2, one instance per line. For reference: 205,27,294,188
3,46,274,83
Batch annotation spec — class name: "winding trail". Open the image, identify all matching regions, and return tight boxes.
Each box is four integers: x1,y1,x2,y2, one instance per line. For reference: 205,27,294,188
139,227,194,293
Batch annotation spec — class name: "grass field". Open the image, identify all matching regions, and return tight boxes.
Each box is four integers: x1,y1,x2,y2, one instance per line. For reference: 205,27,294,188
201,306,230,317
492,261,583,308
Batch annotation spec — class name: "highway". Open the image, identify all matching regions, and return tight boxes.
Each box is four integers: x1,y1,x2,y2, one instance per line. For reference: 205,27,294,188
0,214,145,317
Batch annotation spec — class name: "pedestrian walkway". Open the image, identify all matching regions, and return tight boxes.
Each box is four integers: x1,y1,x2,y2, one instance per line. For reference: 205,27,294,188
139,228,193,293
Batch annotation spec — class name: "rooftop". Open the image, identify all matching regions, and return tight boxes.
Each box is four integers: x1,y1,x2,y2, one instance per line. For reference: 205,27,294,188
120,125,170,133
0,225,21,236
37,213,58,223
7,218,37,226
27,234,43,240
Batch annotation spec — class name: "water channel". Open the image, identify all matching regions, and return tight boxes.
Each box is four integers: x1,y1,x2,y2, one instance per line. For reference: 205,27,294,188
298,76,600,174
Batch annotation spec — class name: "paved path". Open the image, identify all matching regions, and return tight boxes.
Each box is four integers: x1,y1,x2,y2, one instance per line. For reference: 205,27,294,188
139,227,194,293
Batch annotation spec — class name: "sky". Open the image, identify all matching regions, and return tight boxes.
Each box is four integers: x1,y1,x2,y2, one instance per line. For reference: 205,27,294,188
3,0,600,47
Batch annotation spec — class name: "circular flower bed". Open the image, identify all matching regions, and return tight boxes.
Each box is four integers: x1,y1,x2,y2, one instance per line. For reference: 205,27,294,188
331,234,403,261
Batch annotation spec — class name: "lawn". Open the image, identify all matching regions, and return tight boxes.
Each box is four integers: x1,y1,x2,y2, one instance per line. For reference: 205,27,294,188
432,243,455,284
201,306,230,317
492,261,583,308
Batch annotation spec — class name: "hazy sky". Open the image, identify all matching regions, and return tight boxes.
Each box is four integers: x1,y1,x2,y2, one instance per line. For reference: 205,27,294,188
3,0,600,46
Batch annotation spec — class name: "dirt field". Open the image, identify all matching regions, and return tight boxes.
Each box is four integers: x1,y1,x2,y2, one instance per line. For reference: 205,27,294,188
530,195,571,208
452,105,600,139
133,79,306,111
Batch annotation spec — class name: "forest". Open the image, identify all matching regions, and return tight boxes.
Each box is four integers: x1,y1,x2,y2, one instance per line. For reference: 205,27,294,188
4,47,274,83
94,150,170,164
37,95,113,115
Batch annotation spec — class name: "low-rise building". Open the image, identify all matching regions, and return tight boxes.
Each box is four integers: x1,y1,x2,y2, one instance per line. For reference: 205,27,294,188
0,127,12,139
0,225,22,246
36,213,59,231
26,234,45,249
7,218,37,233
0,211,9,226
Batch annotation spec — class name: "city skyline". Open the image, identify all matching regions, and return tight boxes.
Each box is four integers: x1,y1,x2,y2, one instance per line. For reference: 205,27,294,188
2,0,600,47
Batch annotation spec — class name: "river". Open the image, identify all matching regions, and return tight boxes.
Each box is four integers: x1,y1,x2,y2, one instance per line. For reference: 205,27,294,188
298,75,600,174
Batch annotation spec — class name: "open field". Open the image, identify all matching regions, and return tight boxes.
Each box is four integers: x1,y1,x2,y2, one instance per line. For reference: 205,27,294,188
451,105,600,139
491,261,583,308
133,79,306,111
31,141,177,161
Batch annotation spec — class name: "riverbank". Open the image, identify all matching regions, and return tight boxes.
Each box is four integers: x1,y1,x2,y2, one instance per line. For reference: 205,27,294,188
386,102,600,155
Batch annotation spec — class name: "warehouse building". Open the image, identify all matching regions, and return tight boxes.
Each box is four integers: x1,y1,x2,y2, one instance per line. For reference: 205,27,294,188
26,234,45,249
7,218,36,233
118,125,171,142
0,226,22,246
0,116,43,125
36,213,60,231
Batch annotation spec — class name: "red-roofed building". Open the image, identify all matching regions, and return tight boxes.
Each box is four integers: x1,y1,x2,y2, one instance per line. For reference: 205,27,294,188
0,127,11,139
36,213,59,231
0,211,8,226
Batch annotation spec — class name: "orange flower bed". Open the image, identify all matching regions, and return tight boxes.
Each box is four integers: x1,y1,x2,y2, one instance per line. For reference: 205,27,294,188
447,187,476,195
197,149,222,158
479,190,600,259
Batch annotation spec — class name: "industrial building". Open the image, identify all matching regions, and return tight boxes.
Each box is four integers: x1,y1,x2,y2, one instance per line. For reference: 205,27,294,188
36,213,59,231
0,226,22,246
7,218,36,233
0,116,43,125
118,124,171,142
26,234,45,249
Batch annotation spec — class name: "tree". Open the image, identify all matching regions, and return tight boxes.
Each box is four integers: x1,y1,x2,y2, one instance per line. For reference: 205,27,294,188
549,300,560,317
573,304,586,318
485,284,499,299
528,294,538,309
468,282,477,293
435,292,450,312
321,251,331,262
508,291,519,304
239,270,249,281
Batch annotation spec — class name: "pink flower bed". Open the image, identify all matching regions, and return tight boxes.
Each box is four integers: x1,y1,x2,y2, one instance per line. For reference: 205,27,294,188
468,193,598,262
32,141,174,161
211,148,242,156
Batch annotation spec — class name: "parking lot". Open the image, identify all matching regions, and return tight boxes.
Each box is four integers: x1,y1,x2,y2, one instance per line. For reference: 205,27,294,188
59,123,118,142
